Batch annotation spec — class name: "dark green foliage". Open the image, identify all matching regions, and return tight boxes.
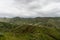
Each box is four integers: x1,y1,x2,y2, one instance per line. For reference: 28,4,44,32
0,17,60,40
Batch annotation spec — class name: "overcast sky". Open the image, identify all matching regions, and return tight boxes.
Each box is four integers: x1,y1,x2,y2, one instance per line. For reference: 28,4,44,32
0,0,60,18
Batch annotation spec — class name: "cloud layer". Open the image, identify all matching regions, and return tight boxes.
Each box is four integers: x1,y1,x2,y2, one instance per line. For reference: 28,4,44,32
0,0,60,18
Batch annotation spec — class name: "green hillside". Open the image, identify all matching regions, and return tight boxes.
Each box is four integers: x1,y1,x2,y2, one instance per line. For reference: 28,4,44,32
0,17,60,40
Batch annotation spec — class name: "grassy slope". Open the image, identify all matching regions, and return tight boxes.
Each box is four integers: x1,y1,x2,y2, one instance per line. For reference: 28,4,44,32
0,24,60,40
0,17,60,40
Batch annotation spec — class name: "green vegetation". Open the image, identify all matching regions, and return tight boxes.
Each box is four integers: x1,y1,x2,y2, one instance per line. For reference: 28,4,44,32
0,17,60,40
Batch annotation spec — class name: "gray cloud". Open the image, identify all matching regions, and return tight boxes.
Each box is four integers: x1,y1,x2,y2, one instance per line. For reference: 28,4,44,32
14,0,60,17
0,0,60,18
